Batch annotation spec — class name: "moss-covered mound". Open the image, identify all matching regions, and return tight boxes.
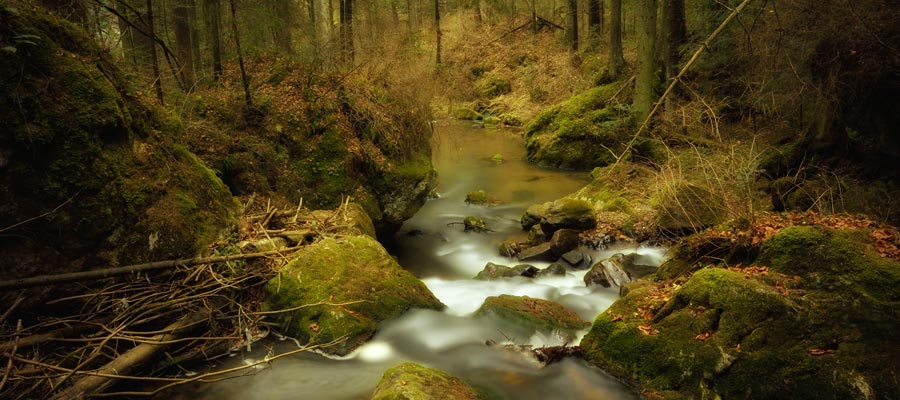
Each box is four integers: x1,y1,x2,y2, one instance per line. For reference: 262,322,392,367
476,295,589,340
185,59,436,237
371,363,484,400
523,84,631,170
581,225,900,399
0,6,237,281
265,236,444,355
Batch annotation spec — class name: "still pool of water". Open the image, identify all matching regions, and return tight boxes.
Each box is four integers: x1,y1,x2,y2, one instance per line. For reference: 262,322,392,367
166,123,665,400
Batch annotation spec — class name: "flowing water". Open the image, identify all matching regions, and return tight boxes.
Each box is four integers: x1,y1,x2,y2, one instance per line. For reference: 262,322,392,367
168,123,667,400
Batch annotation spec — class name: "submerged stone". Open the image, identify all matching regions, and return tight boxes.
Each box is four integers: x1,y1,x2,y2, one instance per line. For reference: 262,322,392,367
537,262,568,278
474,262,538,280
372,362,484,400
265,236,444,355
463,216,488,232
476,295,589,340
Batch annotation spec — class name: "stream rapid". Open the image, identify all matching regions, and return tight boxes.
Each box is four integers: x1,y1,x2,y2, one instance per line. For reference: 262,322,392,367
169,122,666,400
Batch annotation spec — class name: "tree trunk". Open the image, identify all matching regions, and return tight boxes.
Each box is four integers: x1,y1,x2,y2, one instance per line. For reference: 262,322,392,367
229,0,252,106
312,0,331,47
340,0,354,63
608,0,623,78
203,0,223,81
434,0,441,64
173,0,195,87
408,0,417,40
663,0,685,80
566,0,577,52
116,0,140,67
146,0,164,103
634,0,657,122
272,0,293,54
587,0,602,50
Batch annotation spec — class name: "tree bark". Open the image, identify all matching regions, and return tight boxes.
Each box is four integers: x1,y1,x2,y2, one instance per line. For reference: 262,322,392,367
51,313,207,400
407,0,417,40
145,0,164,103
340,0,354,63
434,0,441,64
173,0,195,86
608,0,624,78
271,0,293,54
663,0,685,80
634,0,657,122
229,0,252,106
566,0,577,52
203,0,223,81
587,0,602,50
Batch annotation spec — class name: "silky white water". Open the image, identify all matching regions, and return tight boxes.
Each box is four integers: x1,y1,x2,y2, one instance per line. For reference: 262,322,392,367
166,123,665,400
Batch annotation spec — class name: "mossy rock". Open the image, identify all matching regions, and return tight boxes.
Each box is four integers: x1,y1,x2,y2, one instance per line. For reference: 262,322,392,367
476,295,589,340
522,84,631,170
475,73,512,99
465,190,490,205
463,216,488,232
474,262,539,280
372,363,484,400
582,226,900,398
482,116,502,127
454,107,483,121
0,7,237,281
521,198,595,235
265,236,444,355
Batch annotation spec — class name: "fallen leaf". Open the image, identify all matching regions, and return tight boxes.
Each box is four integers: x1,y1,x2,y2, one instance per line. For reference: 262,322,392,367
638,325,658,336
694,332,712,341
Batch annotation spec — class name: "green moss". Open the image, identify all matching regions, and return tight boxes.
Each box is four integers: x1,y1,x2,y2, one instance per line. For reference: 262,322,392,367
476,295,588,338
372,363,484,400
0,8,236,279
522,83,630,170
265,236,444,355
475,73,512,98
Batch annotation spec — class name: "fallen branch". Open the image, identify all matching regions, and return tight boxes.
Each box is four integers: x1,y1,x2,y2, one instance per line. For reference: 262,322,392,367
51,312,207,400
0,247,301,291
607,0,755,173
0,323,98,353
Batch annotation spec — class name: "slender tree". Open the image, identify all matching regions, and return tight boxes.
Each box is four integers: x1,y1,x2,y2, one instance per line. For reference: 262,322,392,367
608,0,624,78
145,0,164,103
566,0,578,52
203,0,223,81
271,0,293,54
587,0,602,50
662,0,685,80
434,0,441,64
340,0,354,63
229,0,251,106
408,0,417,39
634,0,657,122
173,0,196,86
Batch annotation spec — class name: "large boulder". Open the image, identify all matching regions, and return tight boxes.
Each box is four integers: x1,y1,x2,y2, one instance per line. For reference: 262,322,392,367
265,236,444,355
523,84,631,170
522,199,595,235
517,228,581,262
371,363,484,400
581,226,900,398
0,8,237,282
476,295,589,341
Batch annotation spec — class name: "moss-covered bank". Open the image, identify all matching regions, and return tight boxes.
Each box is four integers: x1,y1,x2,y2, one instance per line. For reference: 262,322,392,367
581,224,900,399
0,5,237,282
184,59,436,237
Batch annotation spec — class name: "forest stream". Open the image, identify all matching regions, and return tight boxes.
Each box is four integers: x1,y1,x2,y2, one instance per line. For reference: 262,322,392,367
165,123,666,400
